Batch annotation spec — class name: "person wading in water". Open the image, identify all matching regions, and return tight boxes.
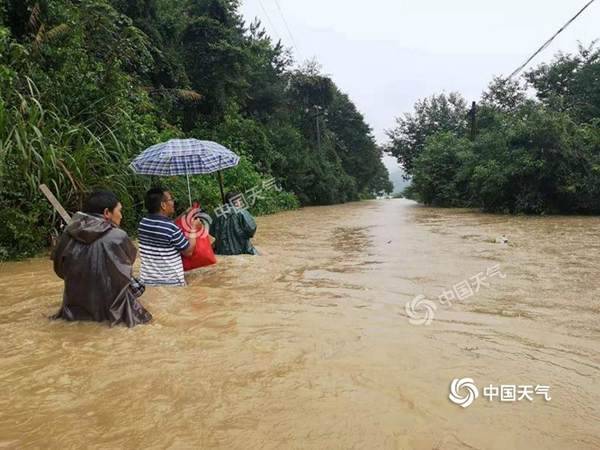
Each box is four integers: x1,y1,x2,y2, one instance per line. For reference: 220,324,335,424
52,190,152,327
212,191,258,256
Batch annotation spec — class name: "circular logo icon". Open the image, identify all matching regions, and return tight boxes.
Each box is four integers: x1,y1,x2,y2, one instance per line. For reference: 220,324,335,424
180,210,212,239
405,295,437,326
449,378,479,408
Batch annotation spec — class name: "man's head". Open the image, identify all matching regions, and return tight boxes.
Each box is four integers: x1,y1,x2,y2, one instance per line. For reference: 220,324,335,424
83,190,122,226
145,187,175,217
225,191,243,209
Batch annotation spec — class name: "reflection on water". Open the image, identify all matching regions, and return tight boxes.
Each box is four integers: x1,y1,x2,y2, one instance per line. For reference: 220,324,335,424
1,199,599,449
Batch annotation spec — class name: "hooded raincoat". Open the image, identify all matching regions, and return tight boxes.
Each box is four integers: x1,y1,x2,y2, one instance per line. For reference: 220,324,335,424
52,212,152,327
212,209,258,255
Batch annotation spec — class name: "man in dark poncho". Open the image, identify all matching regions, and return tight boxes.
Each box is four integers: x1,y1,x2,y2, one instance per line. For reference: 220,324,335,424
52,190,152,327
212,191,258,255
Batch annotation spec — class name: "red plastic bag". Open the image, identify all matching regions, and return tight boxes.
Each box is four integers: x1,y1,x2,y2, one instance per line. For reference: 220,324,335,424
175,207,217,272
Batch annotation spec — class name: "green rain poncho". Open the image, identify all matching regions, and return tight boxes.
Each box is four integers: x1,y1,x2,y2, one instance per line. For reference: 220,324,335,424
212,209,258,255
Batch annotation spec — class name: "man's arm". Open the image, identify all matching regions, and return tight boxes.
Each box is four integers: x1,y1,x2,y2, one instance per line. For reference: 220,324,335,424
181,231,197,257
172,218,201,257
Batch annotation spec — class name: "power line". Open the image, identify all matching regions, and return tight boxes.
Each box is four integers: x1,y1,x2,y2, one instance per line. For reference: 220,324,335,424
508,0,597,79
256,0,283,44
273,0,303,61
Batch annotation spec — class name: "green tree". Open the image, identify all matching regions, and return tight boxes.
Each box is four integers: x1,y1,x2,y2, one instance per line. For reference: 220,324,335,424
410,133,473,206
386,92,468,175
328,88,385,195
481,76,527,112
526,42,600,124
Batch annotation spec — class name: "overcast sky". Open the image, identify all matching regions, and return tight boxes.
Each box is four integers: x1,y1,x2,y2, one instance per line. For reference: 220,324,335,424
239,0,600,171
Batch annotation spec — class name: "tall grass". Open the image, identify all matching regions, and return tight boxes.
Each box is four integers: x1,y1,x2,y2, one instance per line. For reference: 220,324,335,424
0,77,149,256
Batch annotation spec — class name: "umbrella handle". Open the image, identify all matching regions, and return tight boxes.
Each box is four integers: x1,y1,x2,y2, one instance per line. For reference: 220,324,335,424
186,172,192,206
218,171,225,204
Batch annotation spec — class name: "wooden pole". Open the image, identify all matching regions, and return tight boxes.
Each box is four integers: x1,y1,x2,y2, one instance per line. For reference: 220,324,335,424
39,184,72,224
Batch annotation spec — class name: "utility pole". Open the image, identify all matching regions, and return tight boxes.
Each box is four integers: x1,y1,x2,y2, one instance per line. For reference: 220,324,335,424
315,107,321,150
468,101,477,140
313,105,326,151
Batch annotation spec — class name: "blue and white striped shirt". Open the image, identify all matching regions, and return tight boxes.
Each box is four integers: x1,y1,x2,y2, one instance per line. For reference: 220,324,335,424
138,214,189,286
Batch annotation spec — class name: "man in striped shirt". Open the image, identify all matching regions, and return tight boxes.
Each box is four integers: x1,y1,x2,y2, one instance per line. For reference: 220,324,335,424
138,188,199,286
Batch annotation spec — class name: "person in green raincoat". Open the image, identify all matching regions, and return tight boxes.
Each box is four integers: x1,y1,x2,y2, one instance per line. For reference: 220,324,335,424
212,191,258,255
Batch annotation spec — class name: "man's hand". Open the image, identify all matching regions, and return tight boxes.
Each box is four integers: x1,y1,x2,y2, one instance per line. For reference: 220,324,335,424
191,217,203,231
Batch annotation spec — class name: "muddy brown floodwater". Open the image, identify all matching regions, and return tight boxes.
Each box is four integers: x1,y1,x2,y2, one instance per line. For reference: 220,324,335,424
1,199,599,449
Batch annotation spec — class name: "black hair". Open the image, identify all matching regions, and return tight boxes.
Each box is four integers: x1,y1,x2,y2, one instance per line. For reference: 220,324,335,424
145,187,167,214
224,191,241,204
83,190,119,215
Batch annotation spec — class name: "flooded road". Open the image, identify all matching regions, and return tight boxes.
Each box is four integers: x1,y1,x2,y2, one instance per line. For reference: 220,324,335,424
1,199,599,449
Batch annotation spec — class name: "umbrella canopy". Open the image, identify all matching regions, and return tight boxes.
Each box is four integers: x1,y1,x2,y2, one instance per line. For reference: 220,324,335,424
130,139,240,204
130,139,240,176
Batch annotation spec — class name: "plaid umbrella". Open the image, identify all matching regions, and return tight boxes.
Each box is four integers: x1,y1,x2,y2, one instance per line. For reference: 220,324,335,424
130,139,240,204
